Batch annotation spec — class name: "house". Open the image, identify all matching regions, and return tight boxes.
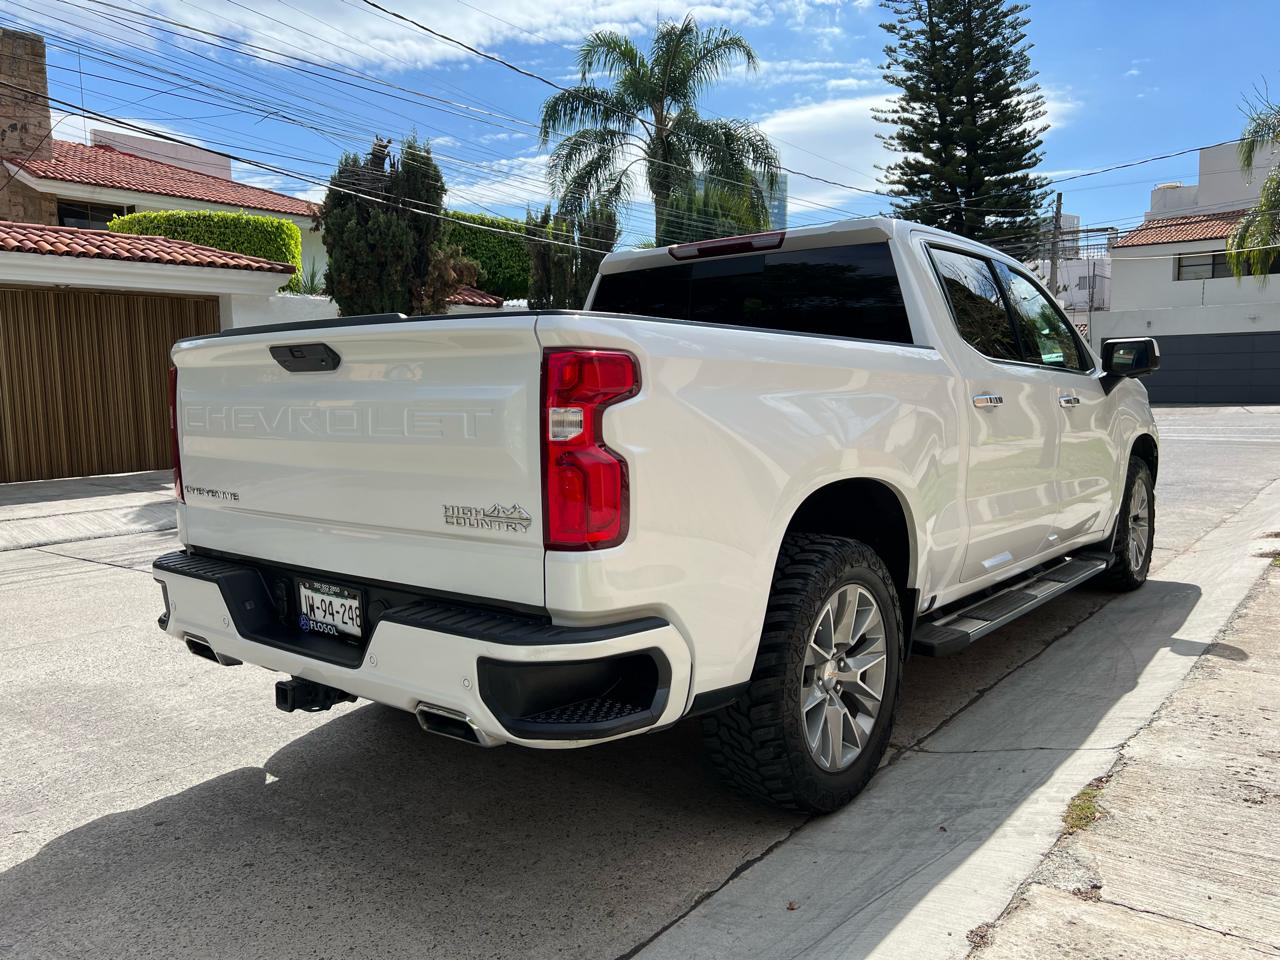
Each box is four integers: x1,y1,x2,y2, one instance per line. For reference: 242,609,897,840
0,30,323,275
0,218,298,482
1099,141,1280,404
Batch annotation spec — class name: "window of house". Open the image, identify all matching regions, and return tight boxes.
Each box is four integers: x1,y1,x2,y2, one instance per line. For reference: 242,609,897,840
57,201,134,231
590,242,914,344
927,247,1020,361
1176,250,1280,280
994,263,1088,371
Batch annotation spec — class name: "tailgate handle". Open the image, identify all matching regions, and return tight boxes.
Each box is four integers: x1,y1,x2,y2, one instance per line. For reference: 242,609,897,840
269,343,341,373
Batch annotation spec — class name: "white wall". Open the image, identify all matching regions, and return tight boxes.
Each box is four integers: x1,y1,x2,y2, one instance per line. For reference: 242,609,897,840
1028,257,1110,311
1090,301,1280,350
1111,239,1280,311
1145,141,1280,219
221,292,336,329
298,226,325,282
221,297,522,330
91,129,233,179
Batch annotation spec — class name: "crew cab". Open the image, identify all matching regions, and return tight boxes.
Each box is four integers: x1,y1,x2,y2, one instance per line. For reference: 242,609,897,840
153,218,1160,812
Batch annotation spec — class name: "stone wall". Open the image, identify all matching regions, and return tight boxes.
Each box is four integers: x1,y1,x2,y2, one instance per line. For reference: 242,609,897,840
0,176,55,224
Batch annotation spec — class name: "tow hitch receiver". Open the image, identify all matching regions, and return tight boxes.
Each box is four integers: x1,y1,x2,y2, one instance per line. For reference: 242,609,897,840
275,677,357,713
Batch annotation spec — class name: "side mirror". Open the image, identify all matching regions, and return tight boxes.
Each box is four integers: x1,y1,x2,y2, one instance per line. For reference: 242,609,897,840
1102,337,1160,378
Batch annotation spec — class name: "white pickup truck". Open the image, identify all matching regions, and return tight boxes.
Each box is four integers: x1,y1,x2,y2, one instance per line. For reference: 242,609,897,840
153,218,1160,812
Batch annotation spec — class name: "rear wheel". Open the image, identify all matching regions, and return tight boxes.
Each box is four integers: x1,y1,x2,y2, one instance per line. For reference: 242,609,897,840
1103,456,1154,591
702,534,903,813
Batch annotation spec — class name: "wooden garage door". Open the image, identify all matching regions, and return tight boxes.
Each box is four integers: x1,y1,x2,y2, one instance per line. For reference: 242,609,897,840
0,286,220,483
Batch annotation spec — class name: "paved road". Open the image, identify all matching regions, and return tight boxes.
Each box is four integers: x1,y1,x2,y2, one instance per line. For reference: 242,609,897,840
2,406,1278,960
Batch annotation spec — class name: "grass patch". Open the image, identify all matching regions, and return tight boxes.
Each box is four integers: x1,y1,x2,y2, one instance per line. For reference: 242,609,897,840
1063,778,1108,833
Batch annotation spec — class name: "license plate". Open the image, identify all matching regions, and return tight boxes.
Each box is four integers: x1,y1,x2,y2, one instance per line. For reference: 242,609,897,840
298,579,363,638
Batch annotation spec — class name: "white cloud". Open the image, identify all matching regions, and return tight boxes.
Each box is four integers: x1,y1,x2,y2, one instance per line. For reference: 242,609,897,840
825,77,875,91
477,131,533,144
292,184,329,203
30,1,777,74
444,152,553,214
726,57,881,89
759,94,895,220
1124,68,1140,78
1042,92,1082,132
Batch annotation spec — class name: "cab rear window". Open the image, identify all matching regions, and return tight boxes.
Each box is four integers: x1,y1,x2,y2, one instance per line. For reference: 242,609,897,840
591,242,913,344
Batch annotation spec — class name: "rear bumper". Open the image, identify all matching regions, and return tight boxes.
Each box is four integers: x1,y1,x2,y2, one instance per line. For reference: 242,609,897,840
152,551,691,748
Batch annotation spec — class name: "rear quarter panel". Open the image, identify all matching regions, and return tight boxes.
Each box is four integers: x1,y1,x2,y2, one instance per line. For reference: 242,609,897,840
537,313,963,698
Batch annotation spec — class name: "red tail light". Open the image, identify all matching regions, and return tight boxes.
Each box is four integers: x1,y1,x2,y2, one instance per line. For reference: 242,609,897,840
168,365,184,503
542,349,639,550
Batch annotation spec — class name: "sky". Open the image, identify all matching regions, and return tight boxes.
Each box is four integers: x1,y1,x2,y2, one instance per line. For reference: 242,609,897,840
15,0,1279,248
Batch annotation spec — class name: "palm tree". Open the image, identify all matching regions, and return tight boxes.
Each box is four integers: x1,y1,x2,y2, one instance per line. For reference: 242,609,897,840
1227,92,1280,279
539,16,780,247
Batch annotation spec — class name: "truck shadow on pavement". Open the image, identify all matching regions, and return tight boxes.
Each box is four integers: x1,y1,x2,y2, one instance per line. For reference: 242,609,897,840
1,708,798,959
1,579,1206,960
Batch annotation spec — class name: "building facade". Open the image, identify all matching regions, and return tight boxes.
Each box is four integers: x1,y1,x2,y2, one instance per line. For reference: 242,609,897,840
0,30,324,275
1097,142,1280,404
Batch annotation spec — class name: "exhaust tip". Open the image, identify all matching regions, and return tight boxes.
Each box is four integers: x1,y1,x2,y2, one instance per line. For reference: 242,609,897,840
414,702,501,747
184,635,241,667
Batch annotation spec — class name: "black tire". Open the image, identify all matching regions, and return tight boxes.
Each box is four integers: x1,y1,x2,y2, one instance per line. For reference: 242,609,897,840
1103,456,1154,591
702,533,903,813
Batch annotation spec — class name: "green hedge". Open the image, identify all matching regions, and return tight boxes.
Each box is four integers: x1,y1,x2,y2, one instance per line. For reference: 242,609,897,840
109,209,303,292
443,210,529,300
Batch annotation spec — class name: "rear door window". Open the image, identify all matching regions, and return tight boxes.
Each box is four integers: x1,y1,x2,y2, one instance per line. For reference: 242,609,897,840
927,247,1020,362
591,242,913,344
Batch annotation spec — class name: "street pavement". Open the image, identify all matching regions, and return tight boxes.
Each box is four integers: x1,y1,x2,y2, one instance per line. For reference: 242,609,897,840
1,406,1278,960
0,470,174,551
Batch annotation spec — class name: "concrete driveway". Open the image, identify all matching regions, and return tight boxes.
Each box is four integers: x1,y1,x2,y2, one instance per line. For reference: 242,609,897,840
2,406,1278,960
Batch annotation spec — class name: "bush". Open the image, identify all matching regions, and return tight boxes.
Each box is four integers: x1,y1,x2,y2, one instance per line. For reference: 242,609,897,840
443,211,530,300
109,209,303,292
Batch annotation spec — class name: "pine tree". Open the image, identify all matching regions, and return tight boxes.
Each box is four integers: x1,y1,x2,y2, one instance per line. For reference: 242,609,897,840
874,0,1050,251
320,135,476,316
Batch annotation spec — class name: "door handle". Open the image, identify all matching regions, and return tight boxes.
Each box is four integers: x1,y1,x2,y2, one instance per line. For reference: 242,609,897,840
1058,395,1081,407
972,394,1003,409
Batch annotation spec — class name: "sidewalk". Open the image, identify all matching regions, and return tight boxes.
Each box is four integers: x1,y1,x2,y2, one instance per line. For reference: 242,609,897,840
974,561,1280,958
0,471,176,551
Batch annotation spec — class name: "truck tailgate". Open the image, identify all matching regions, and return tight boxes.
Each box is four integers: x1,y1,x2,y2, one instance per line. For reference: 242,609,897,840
172,315,545,607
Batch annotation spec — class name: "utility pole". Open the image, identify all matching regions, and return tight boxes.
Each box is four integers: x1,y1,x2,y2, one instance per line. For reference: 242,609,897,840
1048,191,1063,296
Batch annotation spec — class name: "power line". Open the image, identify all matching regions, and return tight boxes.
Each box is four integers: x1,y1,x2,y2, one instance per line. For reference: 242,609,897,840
13,18,747,240
27,4,873,235
27,2,867,234
19,5,1274,247
0,82,602,251
358,0,898,202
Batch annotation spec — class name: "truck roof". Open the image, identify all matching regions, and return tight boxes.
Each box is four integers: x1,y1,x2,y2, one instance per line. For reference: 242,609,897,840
597,216,996,275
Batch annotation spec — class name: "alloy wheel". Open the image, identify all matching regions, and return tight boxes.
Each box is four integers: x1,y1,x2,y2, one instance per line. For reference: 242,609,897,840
1128,480,1151,571
800,584,888,772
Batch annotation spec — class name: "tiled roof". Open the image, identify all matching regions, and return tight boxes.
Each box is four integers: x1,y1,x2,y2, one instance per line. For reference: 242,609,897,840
0,220,296,274
1113,208,1249,248
446,284,504,307
6,140,316,217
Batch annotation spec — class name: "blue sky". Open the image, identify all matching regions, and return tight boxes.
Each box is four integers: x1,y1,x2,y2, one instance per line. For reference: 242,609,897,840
18,0,1278,247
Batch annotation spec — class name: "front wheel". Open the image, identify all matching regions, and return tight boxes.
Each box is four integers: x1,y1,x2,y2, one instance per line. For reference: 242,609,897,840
1103,456,1155,591
702,534,903,813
